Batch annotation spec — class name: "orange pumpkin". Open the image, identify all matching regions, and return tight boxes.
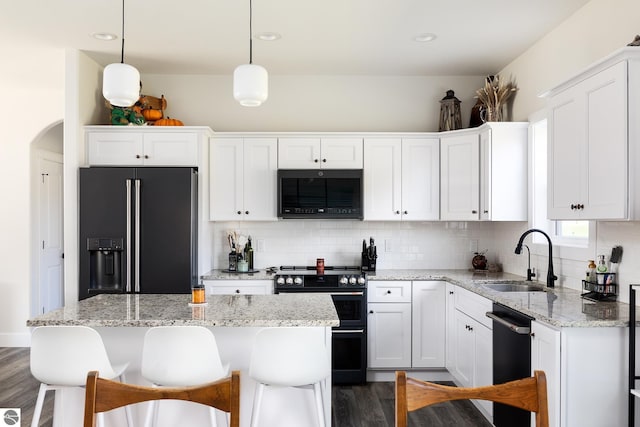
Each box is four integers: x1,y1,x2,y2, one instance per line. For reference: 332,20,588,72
155,117,184,126
142,109,163,121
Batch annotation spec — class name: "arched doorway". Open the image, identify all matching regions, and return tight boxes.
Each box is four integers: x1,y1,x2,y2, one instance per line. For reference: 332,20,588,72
30,120,64,316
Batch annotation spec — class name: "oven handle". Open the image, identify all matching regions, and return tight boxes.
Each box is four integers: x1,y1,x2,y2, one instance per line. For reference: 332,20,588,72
332,329,365,334
486,311,531,335
277,291,365,296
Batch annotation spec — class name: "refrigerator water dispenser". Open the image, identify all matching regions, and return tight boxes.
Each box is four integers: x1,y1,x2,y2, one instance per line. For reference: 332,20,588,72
87,238,123,292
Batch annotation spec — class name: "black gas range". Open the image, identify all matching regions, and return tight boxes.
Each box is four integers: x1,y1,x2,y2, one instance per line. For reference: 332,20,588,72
274,265,368,385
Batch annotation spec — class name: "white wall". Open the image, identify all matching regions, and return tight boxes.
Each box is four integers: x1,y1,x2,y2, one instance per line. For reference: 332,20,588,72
495,0,640,303
0,47,64,346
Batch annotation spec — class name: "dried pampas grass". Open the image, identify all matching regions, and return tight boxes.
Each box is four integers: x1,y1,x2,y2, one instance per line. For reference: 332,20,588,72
475,75,518,122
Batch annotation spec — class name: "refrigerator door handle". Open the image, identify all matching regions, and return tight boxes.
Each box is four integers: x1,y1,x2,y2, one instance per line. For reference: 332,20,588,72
126,179,132,293
135,179,141,293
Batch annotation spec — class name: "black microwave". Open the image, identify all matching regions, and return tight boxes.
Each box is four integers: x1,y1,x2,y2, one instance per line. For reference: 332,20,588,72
277,169,363,219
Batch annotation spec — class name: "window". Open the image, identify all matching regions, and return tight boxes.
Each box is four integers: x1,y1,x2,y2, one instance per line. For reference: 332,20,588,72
529,111,595,259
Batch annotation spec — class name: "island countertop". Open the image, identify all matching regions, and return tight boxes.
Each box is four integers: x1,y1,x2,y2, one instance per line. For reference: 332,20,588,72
26,293,340,328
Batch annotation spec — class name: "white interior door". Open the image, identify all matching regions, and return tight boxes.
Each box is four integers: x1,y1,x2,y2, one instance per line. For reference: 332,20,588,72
38,152,64,313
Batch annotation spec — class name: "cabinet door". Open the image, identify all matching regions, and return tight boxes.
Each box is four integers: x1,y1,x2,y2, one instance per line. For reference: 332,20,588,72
367,302,412,368
412,281,445,368
474,321,493,417
583,61,628,219
440,133,480,220
452,309,474,387
143,132,198,166
243,138,278,221
204,280,272,295
88,132,144,166
363,138,402,220
531,321,560,427
210,138,244,221
277,138,321,169
320,138,363,169
401,138,440,220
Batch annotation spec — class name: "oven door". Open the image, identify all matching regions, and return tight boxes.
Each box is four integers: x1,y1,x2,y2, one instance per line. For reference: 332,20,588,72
332,328,367,385
330,291,366,329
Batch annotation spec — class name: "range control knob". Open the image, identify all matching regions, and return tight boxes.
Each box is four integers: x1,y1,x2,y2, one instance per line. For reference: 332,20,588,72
285,277,294,285
276,277,285,285
294,277,303,285
349,276,357,285
357,277,366,285
339,276,349,285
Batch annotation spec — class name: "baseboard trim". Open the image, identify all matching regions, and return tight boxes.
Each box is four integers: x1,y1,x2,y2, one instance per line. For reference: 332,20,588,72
0,332,31,347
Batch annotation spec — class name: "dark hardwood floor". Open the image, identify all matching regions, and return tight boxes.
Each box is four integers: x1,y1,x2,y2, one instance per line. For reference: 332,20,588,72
2,347,491,427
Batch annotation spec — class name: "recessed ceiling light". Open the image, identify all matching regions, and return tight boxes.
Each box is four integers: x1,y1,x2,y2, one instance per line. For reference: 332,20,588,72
255,32,281,41
414,33,437,42
92,32,118,41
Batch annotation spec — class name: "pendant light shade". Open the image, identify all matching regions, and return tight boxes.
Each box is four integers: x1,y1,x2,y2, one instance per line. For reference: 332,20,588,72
103,63,140,107
233,63,268,107
102,0,140,107
233,0,268,107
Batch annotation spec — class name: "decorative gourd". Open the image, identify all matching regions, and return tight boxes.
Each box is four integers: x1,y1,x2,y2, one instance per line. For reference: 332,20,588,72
155,117,184,126
142,109,163,121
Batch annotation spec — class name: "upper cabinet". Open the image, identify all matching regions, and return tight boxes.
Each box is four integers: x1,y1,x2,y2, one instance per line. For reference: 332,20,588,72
440,123,527,221
278,137,363,169
363,137,439,221
545,48,640,220
85,126,212,167
209,137,278,221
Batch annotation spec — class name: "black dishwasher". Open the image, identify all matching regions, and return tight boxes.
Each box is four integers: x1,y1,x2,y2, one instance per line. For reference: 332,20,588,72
486,303,533,427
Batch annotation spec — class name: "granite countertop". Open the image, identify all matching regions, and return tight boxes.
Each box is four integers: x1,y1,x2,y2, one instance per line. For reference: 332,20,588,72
369,269,632,328
201,270,274,281
26,293,339,328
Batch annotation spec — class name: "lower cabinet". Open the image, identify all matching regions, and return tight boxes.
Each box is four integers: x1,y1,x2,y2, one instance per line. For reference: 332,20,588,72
203,280,272,295
367,280,446,369
446,285,493,417
531,321,560,427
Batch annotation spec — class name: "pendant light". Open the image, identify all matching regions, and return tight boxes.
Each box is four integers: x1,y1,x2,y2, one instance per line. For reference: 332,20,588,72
102,0,140,107
233,0,268,107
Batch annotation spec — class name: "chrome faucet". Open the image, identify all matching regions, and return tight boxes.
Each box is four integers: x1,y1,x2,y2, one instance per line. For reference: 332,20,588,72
515,229,557,288
523,244,536,282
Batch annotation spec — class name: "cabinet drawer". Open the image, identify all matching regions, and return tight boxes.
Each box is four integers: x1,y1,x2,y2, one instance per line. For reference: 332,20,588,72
454,285,492,329
368,281,411,303
204,280,272,295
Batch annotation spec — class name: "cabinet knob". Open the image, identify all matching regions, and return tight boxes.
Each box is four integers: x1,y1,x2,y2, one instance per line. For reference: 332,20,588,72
136,155,141,159
314,159,319,163
472,210,478,214
144,155,149,159
322,159,327,163
245,211,249,215
469,326,473,331
386,290,392,294
570,204,576,210
395,210,400,215
369,310,374,314
235,289,240,294
449,291,454,295
530,332,535,338
403,210,408,215
483,210,489,214
237,211,242,215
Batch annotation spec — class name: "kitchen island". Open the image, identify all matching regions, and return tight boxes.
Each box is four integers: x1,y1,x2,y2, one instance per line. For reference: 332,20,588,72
27,293,339,427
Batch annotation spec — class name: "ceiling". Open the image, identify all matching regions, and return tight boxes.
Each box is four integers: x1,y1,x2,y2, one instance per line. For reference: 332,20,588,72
2,0,591,76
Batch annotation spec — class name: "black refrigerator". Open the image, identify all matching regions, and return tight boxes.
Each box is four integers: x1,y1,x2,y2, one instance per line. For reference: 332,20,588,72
79,167,197,300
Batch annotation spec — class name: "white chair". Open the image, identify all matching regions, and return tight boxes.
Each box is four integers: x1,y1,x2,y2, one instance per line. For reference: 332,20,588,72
141,326,229,427
30,325,133,427
249,327,331,427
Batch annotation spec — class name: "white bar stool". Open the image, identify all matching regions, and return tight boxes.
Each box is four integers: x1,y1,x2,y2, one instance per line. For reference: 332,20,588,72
29,325,133,427
249,327,331,427
141,326,229,427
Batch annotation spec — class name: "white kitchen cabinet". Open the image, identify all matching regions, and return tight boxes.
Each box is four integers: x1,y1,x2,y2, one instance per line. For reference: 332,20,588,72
411,281,446,368
85,126,209,166
546,55,634,220
363,137,439,221
278,137,363,169
445,283,456,372
367,281,412,368
440,123,527,221
203,280,272,295
209,137,278,221
449,285,493,417
530,321,560,427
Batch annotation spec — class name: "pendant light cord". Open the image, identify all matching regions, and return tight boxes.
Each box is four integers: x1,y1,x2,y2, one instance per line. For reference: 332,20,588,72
249,0,253,64
120,0,126,64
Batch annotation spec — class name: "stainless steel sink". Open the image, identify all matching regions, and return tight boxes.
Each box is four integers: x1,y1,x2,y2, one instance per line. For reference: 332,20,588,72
482,282,545,292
